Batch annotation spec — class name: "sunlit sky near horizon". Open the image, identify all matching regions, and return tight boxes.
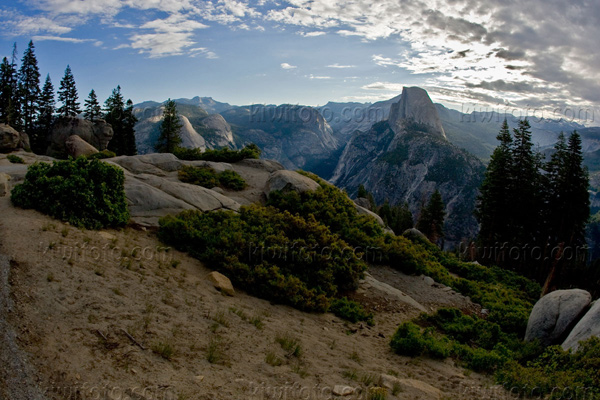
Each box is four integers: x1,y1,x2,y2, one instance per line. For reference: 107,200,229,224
1,0,599,125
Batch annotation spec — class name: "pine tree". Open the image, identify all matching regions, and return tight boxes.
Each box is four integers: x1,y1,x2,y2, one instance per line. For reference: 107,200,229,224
84,89,102,122
105,86,125,154
33,74,55,154
0,45,20,127
18,40,40,134
476,119,515,246
123,99,138,156
155,99,182,153
57,65,80,117
510,118,544,245
417,190,445,244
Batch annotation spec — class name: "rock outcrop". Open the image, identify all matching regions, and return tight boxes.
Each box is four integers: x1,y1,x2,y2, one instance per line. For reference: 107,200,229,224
264,170,320,197
525,289,591,346
207,271,235,296
0,124,29,153
331,88,485,245
47,117,113,158
65,135,99,158
388,87,446,139
200,114,235,148
562,300,600,352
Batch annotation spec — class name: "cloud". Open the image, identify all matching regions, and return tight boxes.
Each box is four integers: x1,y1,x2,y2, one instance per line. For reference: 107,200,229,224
32,35,102,46
300,31,326,37
280,63,297,69
362,82,405,92
190,47,218,59
308,74,331,80
327,63,355,69
130,31,196,58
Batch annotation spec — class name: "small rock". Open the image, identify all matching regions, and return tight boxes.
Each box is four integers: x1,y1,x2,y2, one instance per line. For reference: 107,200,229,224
98,231,116,241
423,276,435,286
332,385,354,396
195,375,204,383
206,271,235,296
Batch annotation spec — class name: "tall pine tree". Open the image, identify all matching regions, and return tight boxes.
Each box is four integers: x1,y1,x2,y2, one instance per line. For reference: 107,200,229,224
57,65,80,117
123,99,138,155
0,45,20,127
33,74,55,154
18,40,40,134
476,119,515,247
155,99,182,153
84,89,102,122
417,189,445,245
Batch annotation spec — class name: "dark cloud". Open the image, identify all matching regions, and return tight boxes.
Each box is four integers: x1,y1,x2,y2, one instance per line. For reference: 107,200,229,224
465,79,540,94
495,49,525,61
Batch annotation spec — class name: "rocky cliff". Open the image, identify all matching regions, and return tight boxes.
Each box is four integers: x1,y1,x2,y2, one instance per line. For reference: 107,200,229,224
331,88,485,244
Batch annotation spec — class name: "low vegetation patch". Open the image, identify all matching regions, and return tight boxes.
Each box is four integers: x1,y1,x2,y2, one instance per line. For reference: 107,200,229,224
7,154,24,164
174,143,261,162
87,149,116,160
178,165,246,191
330,297,374,325
11,157,129,229
158,205,366,312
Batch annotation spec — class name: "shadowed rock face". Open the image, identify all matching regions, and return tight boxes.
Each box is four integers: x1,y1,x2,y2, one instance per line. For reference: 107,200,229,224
331,88,484,245
47,117,113,158
389,87,446,140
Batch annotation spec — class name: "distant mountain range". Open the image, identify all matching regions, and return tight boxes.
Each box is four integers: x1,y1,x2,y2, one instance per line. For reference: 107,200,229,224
132,90,595,244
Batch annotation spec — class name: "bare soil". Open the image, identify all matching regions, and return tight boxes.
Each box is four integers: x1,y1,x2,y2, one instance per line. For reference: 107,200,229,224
0,196,504,399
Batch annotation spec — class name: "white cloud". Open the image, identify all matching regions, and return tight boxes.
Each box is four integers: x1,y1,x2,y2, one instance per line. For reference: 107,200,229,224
327,63,355,69
308,74,331,80
190,47,219,59
281,63,297,69
362,82,405,92
33,35,102,46
300,31,326,37
130,31,196,58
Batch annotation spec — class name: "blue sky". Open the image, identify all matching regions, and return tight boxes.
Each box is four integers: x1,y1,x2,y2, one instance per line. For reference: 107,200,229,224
1,0,599,125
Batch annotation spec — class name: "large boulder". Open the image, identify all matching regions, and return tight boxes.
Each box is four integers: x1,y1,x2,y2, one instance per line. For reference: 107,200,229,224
562,300,600,352
525,289,591,346
65,135,99,158
206,271,235,296
47,117,113,157
355,204,386,228
111,153,182,175
264,170,320,197
0,124,21,152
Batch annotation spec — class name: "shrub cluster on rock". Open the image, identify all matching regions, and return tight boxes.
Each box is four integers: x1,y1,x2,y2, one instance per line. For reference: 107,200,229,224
173,144,261,162
178,165,246,191
11,157,129,229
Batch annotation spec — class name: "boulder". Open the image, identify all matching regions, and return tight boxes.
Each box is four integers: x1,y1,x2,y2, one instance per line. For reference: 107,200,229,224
0,172,10,197
111,153,183,176
562,300,600,352
354,197,373,210
207,271,235,296
332,386,355,396
0,124,21,152
65,135,99,158
360,273,427,312
47,117,113,157
525,289,591,346
379,375,441,400
264,170,320,196
355,204,386,227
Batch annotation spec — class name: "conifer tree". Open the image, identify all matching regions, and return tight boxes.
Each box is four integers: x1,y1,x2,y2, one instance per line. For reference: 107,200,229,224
57,65,80,117
0,45,20,127
105,86,125,154
476,119,514,245
84,89,102,122
33,74,55,154
417,190,445,244
123,99,138,156
155,99,182,153
18,40,40,134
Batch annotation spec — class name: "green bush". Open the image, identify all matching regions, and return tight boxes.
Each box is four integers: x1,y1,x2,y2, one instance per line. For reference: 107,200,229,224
178,165,220,188
178,165,246,191
158,205,366,312
390,322,451,359
218,169,247,190
330,297,374,325
7,154,24,164
87,150,116,160
11,157,129,229
174,144,261,162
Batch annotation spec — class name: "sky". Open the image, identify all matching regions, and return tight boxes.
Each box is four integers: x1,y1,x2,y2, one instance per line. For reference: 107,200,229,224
0,0,598,126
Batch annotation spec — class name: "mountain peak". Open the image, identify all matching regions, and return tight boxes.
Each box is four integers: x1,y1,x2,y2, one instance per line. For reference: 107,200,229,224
389,86,446,139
